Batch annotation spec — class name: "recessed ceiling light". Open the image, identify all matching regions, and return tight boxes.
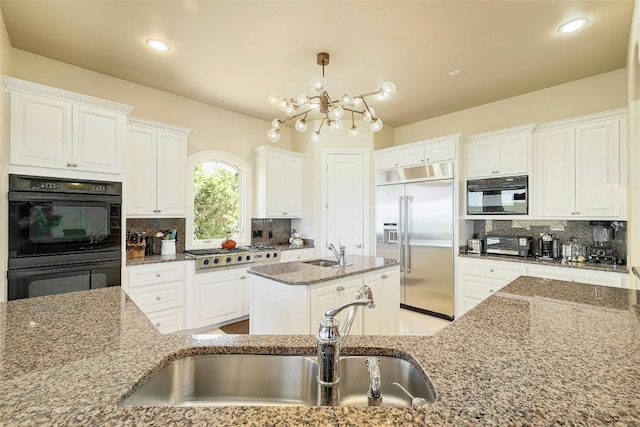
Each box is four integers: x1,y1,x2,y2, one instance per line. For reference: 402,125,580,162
558,17,588,34
448,69,462,77
146,39,171,52
223,98,238,106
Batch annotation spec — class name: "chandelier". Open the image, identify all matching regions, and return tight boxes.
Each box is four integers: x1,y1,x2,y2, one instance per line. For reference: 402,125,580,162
266,52,396,143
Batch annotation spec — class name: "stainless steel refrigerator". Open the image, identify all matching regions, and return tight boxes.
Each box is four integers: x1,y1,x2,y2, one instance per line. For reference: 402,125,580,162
376,179,454,319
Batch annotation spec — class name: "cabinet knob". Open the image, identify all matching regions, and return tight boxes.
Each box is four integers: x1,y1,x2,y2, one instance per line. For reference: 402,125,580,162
489,289,494,293
282,212,288,215
489,268,494,272
575,211,580,215
337,286,345,291
381,274,388,279
240,275,247,280
355,244,362,248
156,296,160,301
156,273,161,277
155,322,161,327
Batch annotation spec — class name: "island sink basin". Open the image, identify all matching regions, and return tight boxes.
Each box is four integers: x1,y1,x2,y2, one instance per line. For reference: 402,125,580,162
302,259,340,267
122,354,435,408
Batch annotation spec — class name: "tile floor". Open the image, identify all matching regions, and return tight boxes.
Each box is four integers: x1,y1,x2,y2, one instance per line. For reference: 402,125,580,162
204,309,451,336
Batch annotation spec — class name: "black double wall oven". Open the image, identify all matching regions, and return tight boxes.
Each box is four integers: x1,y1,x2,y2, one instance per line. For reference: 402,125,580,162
7,175,122,300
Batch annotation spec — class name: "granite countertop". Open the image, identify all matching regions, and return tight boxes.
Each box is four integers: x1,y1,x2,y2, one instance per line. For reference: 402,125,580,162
1,277,639,425
458,252,629,274
247,255,400,285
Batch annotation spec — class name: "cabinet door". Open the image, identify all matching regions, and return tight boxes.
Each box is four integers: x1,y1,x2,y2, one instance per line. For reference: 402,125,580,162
363,268,400,335
534,127,575,217
194,271,244,329
310,284,340,332
9,91,72,168
265,152,287,217
425,141,455,163
280,248,320,262
156,132,187,216
397,145,425,167
526,265,625,288
73,105,125,173
339,279,365,335
281,154,302,217
496,134,528,176
375,151,398,170
126,126,158,215
574,120,620,217
466,141,496,178
146,307,185,334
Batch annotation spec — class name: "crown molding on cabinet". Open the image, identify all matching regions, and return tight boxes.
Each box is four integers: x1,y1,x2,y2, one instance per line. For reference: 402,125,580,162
1,76,134,114
534,108,627,132
465,123,536,143
378,133,464,154
128,116,192,135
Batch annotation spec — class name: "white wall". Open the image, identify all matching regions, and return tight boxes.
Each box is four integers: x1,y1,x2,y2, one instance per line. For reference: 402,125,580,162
395,69,626,145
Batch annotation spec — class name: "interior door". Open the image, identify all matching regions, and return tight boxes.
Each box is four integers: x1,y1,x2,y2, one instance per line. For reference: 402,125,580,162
325,152,367,256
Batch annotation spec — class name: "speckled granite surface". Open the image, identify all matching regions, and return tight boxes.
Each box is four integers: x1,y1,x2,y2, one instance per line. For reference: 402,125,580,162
126,253,193,266
1,276,638,425
459,252,629,274
247,255,400,285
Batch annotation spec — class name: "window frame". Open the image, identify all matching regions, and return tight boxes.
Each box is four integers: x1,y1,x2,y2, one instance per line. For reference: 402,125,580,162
186,150,251,249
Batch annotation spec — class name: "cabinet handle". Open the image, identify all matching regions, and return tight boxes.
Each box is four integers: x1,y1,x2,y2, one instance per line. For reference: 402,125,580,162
156,273,161,277
282,212,288,215
240,275,247,280
575,211,580,215
337,286,345,291
156,296,160,301
381,274,388,279
66,162,78,168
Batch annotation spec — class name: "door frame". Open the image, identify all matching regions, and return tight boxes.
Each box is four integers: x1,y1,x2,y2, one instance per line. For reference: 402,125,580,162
320,148,372,257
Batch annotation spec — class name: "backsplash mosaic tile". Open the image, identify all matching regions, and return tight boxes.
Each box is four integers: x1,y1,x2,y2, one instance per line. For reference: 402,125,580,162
127,218,186,255
251,218,292,246
473,220,628,262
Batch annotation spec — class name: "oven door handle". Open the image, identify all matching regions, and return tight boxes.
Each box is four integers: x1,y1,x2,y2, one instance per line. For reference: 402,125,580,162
9,191,121,203
7,260,121,279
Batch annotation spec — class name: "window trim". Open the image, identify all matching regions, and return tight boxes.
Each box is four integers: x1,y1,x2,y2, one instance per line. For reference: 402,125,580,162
186,150,251,250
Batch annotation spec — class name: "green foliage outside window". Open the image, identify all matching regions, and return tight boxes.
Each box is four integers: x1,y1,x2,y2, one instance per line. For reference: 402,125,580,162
193,162,240,240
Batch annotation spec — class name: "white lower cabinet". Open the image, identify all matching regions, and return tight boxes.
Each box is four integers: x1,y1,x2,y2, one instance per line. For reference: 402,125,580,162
250,266,400,335
127,262,186,333
456,256,629,317
189,266,249,330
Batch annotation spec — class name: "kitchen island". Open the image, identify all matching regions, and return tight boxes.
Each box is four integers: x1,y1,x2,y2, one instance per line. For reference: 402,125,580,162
248,255,401,335
0,276,639,425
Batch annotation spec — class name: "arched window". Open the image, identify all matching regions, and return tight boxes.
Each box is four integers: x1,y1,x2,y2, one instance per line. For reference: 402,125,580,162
186,150,251,249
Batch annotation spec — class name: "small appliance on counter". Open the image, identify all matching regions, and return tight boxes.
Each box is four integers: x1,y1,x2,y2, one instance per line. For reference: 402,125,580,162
485,235,532,257
467,235,482,255
537,232,560,260
588,221,616,264
562,238,586,262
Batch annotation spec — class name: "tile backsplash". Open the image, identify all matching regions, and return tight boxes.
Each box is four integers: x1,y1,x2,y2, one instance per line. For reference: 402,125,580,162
472,220,628,261
127,218,186,255
251,218,292,246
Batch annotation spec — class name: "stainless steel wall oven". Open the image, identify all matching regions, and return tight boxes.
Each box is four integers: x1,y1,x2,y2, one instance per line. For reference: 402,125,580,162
7,174,122,300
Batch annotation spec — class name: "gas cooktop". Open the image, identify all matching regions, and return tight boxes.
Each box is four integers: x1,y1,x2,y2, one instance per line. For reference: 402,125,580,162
184,246,280,270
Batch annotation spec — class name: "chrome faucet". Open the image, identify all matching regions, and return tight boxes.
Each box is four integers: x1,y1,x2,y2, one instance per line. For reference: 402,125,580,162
327,240,346,266
365,357,382,406
316,285,375,406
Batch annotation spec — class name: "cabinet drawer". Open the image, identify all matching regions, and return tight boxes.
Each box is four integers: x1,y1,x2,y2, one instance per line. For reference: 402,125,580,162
281,248,319,262
462,260,527,280
526,265,625,288
146,307,185,334
128,262,185,287
129,281,184,312
461,275,510,299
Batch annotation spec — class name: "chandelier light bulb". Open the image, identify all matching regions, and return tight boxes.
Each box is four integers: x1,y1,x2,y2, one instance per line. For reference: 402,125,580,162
349,125,360,138
271,119,281,130
268,93,280,105
340,92,353,105
297,93,310,107
376,81,397,100
330,105,344,120
278,98,289,111
309,75,326,94
311,131,321,142
363,110,372,122
330,119,343,131
352,97,363,109
266,128,281,143
370,118,383,132
285,104,297,116
295,117,308,132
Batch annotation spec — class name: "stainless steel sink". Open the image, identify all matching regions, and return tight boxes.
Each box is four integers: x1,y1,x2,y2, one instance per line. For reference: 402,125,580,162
302,259,340,267
121,354,435,407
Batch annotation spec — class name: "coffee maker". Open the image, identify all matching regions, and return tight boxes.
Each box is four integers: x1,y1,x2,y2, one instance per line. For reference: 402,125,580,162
588,221,615,264
538,232,560,260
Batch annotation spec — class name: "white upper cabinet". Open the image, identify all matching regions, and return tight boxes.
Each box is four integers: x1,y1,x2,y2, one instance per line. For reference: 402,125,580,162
534,110,626,219
374,135,458,171
254,146,303,218
466,124,534,179
4,77,132,175
126,117,191,218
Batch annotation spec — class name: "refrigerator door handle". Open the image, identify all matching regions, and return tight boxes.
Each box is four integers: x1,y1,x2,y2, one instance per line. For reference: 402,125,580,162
405,195,412,273
398,196,404,272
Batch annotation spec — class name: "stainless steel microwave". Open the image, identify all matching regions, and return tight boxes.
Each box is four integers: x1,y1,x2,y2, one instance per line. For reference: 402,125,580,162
466,175,528,215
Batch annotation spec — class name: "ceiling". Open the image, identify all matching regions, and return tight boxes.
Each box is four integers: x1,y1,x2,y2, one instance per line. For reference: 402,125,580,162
0,1,634,128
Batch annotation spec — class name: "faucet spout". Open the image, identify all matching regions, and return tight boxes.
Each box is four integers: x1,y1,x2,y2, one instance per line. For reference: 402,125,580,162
365,357,382,406
327,240,346,266
316,285,375,406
